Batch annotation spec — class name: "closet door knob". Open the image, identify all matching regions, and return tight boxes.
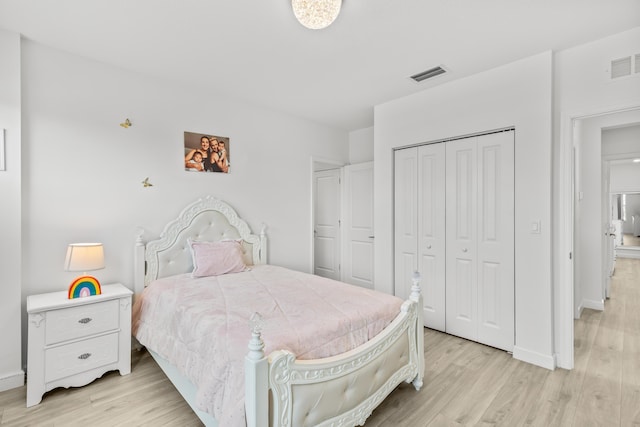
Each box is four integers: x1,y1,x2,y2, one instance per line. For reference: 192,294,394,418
462,248,468,253
426,244,432,249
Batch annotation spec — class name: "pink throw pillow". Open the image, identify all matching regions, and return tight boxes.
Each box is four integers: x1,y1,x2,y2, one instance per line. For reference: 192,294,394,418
190,240,247,277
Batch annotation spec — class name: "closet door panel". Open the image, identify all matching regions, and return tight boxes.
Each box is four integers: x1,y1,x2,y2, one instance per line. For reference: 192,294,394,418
420,252,438,317
452,257,474,320
477,131,514,351
479,261,500,326
418,143,446,331
446,138,478,341
394,148,418,301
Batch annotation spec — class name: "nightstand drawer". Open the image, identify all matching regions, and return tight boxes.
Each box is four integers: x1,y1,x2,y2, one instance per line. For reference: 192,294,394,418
45,300,119,345
45,333,119,382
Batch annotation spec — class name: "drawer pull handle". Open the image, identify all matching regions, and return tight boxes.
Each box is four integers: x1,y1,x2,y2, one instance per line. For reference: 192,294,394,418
78,318,92,324
78,353,92,360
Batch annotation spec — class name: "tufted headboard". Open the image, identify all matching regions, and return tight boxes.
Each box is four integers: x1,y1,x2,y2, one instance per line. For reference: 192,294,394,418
134,196,267,294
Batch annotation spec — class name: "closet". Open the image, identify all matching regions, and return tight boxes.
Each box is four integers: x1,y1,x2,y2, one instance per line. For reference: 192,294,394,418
394,130,514,351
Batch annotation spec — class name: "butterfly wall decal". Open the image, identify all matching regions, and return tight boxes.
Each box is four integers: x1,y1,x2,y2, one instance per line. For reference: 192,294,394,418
142,177,153,187
120,118,132,128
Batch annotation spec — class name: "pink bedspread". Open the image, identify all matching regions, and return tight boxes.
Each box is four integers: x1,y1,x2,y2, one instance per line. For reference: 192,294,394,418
133,264,403,426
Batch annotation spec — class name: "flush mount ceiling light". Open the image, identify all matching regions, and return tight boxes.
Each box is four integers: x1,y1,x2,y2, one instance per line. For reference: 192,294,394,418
292,0,342,30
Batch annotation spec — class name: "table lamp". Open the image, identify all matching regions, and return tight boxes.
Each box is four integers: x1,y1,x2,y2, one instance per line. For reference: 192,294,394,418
64,243,105,299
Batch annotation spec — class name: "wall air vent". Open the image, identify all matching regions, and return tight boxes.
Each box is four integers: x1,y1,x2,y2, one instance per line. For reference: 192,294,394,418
611,56,632,79
410,66,447,83
608,53,640,81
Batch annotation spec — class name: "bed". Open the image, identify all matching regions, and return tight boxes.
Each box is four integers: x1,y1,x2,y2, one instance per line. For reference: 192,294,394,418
132,196,424,427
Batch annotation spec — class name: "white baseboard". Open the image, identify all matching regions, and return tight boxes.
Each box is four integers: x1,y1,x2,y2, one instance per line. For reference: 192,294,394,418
582,298,605,311
0,370,25,392
513,346,555,370
616,249,640,259
575,303,583,319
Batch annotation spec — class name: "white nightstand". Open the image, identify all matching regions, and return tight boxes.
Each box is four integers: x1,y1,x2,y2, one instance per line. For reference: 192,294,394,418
26,283,133,407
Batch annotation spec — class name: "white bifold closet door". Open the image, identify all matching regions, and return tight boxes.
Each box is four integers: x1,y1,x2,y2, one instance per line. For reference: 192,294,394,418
394,130,514,351
445,131,514,351
394,143,446,332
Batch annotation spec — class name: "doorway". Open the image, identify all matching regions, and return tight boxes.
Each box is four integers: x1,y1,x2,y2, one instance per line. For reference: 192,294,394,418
311,159,376,288
558,105,640,370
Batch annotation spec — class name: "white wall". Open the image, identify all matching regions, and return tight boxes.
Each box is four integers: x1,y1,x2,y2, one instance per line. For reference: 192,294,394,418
610,164,640,194
554,27,640,116
14,38,348,372
603,124,640,158
553,26,640,368
348,127,374,164
374,52,554,369
0,29,24,391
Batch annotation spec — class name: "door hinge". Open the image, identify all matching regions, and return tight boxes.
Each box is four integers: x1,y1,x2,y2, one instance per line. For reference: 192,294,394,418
569,252,572,260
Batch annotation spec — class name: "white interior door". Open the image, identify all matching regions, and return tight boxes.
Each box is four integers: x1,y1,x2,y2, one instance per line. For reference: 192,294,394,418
394,148,418,300
417,144,446,331
343,162,375,289
314,169,341,280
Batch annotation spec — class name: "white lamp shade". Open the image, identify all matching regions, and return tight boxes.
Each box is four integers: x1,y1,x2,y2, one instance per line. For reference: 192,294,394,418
64,243,105,272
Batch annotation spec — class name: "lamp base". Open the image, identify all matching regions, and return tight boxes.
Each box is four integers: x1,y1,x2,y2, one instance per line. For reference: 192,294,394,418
68,275,102,299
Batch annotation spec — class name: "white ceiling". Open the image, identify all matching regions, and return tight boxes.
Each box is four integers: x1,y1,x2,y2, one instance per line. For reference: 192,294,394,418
0,0,638,131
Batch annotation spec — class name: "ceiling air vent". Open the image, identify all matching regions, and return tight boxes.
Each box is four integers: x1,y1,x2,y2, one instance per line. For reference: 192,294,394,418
410,66,447,83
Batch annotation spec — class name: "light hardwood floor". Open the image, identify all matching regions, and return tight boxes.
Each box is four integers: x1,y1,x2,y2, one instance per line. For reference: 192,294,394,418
2,258,639,426
622,233,640,247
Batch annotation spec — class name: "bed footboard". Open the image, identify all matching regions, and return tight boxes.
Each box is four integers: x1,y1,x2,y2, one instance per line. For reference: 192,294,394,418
245,274,424,427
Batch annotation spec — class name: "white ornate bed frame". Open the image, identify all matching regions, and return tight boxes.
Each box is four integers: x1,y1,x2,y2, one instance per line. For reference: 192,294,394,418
134,196,424,427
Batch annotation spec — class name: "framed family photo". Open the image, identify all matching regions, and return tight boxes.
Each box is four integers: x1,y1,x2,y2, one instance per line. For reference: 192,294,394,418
184,131,230,173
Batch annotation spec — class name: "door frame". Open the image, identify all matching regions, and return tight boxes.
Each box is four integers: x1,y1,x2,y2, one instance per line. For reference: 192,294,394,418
557,102,640,370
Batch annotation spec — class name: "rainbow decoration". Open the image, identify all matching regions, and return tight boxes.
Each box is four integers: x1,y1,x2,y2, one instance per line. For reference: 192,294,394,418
68,276,102,299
